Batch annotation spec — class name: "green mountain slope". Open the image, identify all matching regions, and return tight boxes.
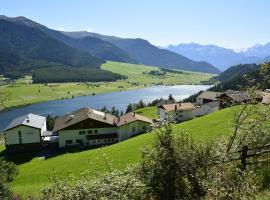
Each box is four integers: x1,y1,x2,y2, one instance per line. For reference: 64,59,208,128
64,31,221,74
210,63,270,91
0,15,136,64
0,19,103,75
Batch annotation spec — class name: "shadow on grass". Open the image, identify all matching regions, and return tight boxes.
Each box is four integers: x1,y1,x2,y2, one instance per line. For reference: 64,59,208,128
0,149,39,165
44,143,117,160
0,143,118,165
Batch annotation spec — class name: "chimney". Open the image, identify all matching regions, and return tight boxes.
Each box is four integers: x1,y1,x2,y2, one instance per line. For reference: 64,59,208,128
104,112,107,120
118,116,120,123
174,105,177,111
26,116,30,123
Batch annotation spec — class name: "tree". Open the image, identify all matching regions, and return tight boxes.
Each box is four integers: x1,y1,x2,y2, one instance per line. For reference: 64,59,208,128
137,100,146,109
0,158,18,200
140,124,210,200
168,94,175,101
126,103,133,113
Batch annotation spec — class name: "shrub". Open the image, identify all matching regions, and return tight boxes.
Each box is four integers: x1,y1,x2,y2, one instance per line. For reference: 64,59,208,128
40,167,148,200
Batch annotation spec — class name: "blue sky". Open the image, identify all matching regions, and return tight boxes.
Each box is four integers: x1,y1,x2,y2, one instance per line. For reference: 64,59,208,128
1,0,270,49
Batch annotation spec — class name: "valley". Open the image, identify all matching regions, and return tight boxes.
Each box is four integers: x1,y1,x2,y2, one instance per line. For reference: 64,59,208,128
0,61,214,110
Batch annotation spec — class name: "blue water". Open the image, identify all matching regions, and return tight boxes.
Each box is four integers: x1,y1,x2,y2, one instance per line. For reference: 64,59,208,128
0,85,211,131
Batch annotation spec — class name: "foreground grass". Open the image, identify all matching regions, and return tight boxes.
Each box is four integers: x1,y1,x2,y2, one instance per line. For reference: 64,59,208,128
5,107,235,197
0,61,213,109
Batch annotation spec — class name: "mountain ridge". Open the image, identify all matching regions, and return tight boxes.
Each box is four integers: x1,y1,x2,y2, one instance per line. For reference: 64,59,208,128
167,42,270,71
64,31,221,74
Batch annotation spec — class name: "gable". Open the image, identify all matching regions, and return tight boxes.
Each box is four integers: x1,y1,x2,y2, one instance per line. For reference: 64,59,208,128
62,118,116,130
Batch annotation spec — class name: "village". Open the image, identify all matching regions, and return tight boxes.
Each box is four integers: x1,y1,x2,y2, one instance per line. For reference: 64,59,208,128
4,89,270,155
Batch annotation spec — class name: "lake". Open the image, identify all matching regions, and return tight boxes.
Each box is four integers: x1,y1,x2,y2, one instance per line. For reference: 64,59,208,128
0,85,212,131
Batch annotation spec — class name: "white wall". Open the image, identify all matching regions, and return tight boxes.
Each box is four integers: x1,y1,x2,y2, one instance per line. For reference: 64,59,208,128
58,121,152,147
196,97,204,105
159,108,168,121
58,127,118,148
5,125,41,145
118,121,151,141
193,101,219,117
159,108,194,122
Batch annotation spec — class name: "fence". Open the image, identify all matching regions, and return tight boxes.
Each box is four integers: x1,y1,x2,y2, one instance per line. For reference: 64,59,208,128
211,143,270,170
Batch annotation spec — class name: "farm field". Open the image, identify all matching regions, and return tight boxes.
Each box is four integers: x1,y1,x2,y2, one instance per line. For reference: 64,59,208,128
2,106,235,197
0,61,214,109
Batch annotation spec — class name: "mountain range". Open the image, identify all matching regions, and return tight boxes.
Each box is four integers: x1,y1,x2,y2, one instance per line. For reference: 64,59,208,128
167,43,270,71
0,15,220,76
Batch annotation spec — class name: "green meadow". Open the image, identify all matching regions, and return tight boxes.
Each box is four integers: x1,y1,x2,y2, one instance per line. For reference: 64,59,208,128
0,61,213,109
134,106,159,119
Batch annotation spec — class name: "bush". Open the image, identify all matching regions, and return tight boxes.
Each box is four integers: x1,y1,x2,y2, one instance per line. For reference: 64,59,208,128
40,167,148,200
0,159,18,200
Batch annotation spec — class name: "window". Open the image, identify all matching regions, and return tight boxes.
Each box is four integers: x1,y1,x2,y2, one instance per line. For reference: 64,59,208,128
79,131,86,135
94,130,98,134
18,131,22,144
143,126,146,130
132,127,136,132
76,139,83,145
87,130,93,134
65,140,73,144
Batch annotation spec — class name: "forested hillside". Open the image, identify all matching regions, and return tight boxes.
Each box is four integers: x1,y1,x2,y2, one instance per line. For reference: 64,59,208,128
211,63,270,91
0,19,103,77
0,15,136,64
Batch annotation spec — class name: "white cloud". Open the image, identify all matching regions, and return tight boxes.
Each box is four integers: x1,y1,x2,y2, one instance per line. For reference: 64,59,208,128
86,28,93,32
58,27,65,31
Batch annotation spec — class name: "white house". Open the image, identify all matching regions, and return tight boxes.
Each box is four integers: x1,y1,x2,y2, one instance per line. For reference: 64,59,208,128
53,107,153,148
4,113,47,154
158,103,195,123
193,101,220,117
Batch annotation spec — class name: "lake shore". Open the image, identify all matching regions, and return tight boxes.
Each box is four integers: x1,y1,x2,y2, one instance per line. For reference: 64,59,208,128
1,61,214,111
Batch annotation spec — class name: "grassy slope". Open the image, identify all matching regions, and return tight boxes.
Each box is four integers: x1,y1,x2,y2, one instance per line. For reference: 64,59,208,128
135,106,159,119
8,107,235,197
0,61,213,109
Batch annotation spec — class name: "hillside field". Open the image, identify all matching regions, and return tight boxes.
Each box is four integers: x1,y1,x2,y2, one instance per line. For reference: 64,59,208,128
1,106,235,197
134,106,159,119
0,61,213,109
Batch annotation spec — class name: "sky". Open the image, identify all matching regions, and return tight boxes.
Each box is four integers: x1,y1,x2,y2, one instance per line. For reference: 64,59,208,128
1,0,270,49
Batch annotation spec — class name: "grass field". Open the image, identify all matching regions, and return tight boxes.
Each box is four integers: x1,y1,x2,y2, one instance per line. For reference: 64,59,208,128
3,106,235,197
0,61,213,109
134,106,159,119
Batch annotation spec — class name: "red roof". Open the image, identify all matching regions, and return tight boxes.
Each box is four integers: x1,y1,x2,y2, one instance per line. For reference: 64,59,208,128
115,112,153,126
159,103,195,112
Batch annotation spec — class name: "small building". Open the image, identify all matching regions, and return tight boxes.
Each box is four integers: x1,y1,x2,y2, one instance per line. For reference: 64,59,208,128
218,90,250,108
196,91,223,105
158,103,195,123
260,91,270,104
4,113,47,154
116,112,153,141
193,101,220,117
53,107,153,148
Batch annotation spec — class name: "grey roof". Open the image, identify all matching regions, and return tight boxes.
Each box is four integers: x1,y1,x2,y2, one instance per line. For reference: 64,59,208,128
223,90,250,102
197,91,223,101
5,113,46,131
